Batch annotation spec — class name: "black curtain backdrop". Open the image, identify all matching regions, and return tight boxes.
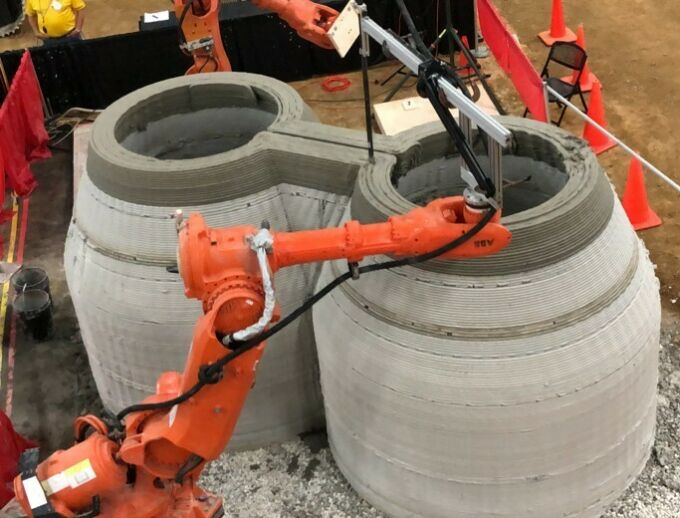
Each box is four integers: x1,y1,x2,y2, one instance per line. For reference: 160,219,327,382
0,0,23,29
0,0,476,113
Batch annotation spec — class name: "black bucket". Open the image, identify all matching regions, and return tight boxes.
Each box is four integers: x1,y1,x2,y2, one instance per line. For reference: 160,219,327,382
10,267,51,299
13,289,53,341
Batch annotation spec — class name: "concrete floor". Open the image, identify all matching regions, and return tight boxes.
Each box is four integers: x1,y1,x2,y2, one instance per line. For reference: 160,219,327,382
6,150,102,456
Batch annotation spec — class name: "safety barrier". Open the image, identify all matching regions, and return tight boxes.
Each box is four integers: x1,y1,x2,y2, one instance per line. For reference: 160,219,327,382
478,0,548,123
0,51,48,254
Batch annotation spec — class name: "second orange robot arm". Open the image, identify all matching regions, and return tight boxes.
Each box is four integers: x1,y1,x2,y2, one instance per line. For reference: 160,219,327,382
252,0,339,49
175,0,339,75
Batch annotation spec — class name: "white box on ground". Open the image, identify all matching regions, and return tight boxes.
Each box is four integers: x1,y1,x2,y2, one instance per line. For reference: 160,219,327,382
143,11,170,23
374,87,499,136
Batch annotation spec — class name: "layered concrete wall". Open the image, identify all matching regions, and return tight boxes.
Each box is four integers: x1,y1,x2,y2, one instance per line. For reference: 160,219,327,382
65,73,388,447
313,119,661,517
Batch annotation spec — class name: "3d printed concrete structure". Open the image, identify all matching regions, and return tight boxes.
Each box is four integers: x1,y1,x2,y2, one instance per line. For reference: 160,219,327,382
65,71,659,515
64,73,370,447
313,120,660,517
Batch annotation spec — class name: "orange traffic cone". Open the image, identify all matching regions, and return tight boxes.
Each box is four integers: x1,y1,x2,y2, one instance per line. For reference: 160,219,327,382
457,36,474,78
538,0,576,46
622,156,662,231
582,82,616,154
561,24,599,92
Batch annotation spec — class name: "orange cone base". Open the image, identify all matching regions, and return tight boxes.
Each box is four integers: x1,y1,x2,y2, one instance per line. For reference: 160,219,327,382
538,27,576,46
628,209,662,231
560,72,600,92
590,137,617,155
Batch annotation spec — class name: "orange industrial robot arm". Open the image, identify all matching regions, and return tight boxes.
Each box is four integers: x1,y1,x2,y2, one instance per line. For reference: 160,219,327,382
175,0,338,74
251,0,338,49
13,197,509,518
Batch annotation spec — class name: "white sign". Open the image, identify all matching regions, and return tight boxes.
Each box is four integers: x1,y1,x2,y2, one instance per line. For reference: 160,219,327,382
327,1,360,58
144,11,170,23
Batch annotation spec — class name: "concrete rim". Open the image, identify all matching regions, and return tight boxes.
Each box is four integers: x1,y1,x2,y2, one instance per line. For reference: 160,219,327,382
86,73,313,206
351,117,615,275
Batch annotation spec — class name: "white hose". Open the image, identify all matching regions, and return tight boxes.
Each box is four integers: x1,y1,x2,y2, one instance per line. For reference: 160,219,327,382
231,228,276,342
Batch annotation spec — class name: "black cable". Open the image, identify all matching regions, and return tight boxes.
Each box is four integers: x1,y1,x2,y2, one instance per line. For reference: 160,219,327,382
114,0,500,427
197,55,218,74
115,206,496,423
175,454,204,483
393,0,471,99
177,0,195,51
115,379,203,422
358,16,374,161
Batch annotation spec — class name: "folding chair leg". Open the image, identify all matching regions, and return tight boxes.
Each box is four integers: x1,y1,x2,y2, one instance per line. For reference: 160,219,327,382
578,90,588,112
556,104,568,126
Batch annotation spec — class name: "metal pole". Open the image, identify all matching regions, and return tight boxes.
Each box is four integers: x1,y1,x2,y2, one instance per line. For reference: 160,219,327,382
472,0,489,58
489,139,503,208
444,0,456,64
445,20,506,114
546,85,680,194
357,4,374,162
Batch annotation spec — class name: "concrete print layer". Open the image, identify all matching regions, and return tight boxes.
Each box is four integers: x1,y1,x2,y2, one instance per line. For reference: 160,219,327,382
84,73,347,206
313,120,661,517
66,183,346,447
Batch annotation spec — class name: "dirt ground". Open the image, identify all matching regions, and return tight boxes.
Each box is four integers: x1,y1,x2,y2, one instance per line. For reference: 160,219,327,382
492,0,679,316
4,151,103,455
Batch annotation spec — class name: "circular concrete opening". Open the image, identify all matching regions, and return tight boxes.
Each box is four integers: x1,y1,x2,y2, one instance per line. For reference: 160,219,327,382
353,118,613,275
393,132,568,217
115,84,279,159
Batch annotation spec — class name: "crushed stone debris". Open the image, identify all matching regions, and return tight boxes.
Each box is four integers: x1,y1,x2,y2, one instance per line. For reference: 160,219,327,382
202,322,680,518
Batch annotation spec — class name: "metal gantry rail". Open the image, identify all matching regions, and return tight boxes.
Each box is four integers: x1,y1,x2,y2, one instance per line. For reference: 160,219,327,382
361,17,511,148
359,15,512,207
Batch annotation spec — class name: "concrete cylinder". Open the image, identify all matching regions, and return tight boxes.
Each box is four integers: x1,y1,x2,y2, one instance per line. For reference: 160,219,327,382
313,119,660,517
65,72,353,448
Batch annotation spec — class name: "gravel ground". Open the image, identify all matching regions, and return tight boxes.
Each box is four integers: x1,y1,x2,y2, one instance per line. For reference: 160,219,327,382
202,319,680,518
602,319,680,518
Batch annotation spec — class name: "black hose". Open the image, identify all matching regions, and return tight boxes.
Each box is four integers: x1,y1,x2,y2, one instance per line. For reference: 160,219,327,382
175,454,204,483
177,0,195,50
114,0,500,428
115,380,203,422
